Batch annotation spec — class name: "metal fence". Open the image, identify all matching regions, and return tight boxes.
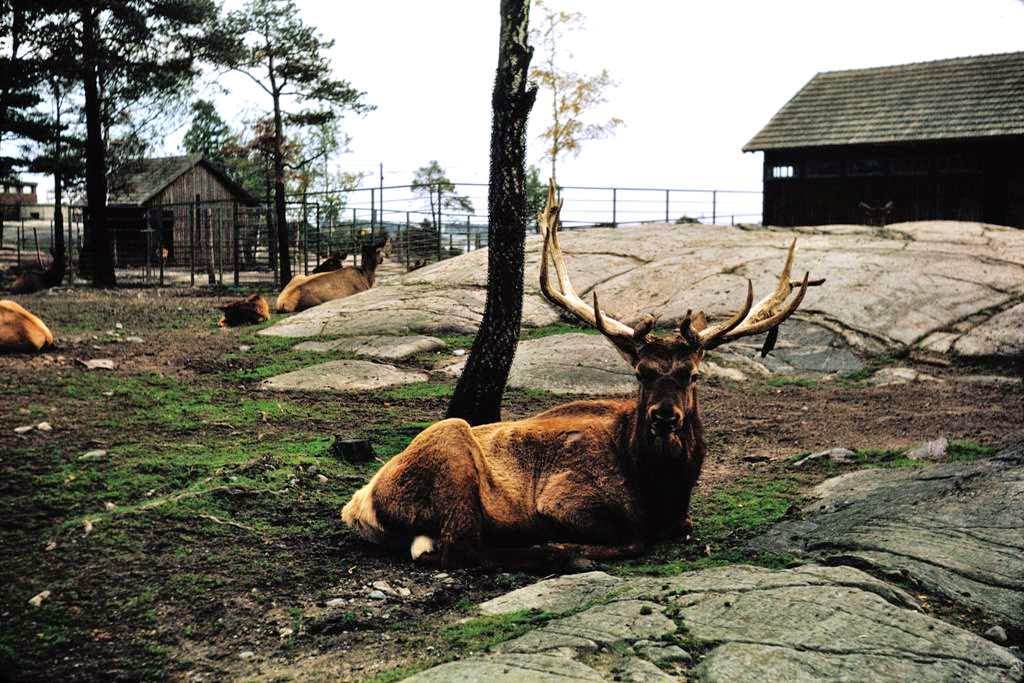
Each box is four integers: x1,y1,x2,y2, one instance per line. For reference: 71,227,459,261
0,183,761,287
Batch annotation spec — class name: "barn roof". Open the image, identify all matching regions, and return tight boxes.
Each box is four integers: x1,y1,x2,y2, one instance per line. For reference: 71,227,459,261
109,154,257,206
744,51,1024,151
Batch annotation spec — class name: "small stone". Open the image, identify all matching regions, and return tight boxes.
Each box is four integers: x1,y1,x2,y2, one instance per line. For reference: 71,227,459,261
78,449,108,461
238,651,254,660
14,425,34,435
115,322,124,330
278,627,294,638
453,349,467,356
102,391,114,397
397,587,411,597
45,540,57,551
325,598,347,608
907,437,948,461
125,336,144,344
316,474,328,484
984,625,1007,643
239,345,252,352
433,572,450,580
36,422,53,432
80,359,116,371
372,580,397,596
104,502,116,511
368,590,387,600
18,408,29,415
791,447,857,468
28,590,51,607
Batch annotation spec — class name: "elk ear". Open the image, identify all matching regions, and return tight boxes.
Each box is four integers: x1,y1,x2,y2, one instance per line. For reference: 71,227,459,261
691,311,708,333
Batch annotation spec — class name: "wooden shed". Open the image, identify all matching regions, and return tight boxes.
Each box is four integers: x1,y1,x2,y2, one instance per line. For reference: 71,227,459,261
107,155,258,266
744,51,1024,228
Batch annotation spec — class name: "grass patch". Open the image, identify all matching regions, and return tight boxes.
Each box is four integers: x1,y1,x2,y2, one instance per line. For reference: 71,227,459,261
947,439,997,462
766,376,818,389
382,382,453,400
440,609,557,652
615,477,800,577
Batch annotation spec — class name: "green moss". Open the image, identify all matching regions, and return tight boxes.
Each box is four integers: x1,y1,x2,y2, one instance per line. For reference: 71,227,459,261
382,382,453,400
766,376,818,389
440,609,557,652
947,439,997,462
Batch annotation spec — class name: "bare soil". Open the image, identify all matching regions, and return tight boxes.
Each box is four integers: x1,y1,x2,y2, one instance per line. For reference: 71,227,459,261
0,285,1021,682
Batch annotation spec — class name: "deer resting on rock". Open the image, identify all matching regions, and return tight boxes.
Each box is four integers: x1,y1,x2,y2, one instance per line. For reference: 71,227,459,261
342,185,818,567
276,239,391,313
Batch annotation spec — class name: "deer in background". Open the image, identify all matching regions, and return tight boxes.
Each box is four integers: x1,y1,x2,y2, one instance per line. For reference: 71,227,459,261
311,251,349,274
0,300,54,352
342,183,820,567
276,238,391,313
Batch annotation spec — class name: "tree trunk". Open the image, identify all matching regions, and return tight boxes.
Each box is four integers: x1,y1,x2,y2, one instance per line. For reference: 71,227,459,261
446,0,536,426
81,9,115,287
272,95,291,284
51,80,66,285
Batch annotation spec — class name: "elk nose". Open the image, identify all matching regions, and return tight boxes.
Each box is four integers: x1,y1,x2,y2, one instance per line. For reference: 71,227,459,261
648,404,682,433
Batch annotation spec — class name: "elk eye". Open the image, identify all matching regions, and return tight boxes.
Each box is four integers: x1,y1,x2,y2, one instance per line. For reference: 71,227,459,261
690,373,701,384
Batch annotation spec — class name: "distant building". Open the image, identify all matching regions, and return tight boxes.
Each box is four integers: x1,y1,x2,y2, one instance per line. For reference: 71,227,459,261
744,51,1024,228
0,179,38,220
105,154,258,266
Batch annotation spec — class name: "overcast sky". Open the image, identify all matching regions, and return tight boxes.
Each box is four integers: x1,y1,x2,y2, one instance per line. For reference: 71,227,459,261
27,0,1024,211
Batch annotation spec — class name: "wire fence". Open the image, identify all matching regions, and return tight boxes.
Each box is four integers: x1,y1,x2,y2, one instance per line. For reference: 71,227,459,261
0,183,762,288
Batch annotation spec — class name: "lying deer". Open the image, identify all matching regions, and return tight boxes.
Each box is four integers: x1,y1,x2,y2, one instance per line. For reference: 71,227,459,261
276,238,391,313
217,293,270,327
342,184,820,567
9,260,63,294
312,251,349,274
1,300,55,352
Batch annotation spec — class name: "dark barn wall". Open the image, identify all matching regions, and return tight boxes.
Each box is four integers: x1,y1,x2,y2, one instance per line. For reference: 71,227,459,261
762,138,1024,228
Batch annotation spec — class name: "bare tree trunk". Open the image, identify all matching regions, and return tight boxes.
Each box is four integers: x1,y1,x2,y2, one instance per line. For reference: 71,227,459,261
272,93,292,284
81,8,115,287
446,0,537,426
50,80,66,285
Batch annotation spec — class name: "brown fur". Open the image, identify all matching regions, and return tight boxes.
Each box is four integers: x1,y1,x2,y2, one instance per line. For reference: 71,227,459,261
0,300,55,352
276,239,390,313
9,260,62,294
217,294,270,327
311,251,349,274
341,329,709,568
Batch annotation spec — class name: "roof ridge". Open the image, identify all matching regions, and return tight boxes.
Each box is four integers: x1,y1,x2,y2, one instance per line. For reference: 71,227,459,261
816,50,1024,78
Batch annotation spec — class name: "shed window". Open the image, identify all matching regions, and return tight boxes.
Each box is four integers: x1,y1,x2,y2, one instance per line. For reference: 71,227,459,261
771,165,795,179
806,160,842,178
848,159,885,176
22,185,31,194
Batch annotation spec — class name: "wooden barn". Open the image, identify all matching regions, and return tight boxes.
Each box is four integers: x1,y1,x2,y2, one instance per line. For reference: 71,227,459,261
107,154,258,267
744,51,1024,228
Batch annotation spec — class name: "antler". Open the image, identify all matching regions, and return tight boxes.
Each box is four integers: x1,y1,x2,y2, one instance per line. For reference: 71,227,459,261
538,178,821,357
538,180,642,356
699,239,816,350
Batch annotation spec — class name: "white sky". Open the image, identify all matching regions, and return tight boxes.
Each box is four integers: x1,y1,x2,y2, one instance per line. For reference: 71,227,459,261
27,0,1024,215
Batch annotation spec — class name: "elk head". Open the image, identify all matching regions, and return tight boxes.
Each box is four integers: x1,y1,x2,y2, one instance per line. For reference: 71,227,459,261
538,180,820,445
360,237,392,270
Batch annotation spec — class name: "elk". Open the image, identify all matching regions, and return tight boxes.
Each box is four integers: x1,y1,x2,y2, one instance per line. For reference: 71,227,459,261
311,251,349,274
276,238,391,313
342,184,819,567
9,260,63,294
216,293,270,327
0,300,55,352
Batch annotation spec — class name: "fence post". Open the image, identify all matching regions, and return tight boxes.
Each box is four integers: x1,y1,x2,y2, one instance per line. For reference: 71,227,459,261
712,190,717,225
351,208,357,266
436,211,442,263
315,204,321,269
232,201,240,286
191,194,198,287
466,215,471,253
665,189,670,222
144,211,152,283
405,211,411,269
16,215,21,265
302,197,309,276
612,188,617,227
370,188,376,237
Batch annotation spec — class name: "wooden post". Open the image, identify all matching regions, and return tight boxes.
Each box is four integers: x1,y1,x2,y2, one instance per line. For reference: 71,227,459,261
712,190,717,225
405,211,411,269
232,201,240,286
665,189,670,222
612,188,617,226
190,195,198,287
466,215,471,253
370,188,376,237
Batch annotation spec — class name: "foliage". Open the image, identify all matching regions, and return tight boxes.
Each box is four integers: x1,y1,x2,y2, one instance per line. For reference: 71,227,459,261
529,0,623,181
525,164,548,226
440,609,557,652
209,0,373,283
182,99,235,164
410,160,474,228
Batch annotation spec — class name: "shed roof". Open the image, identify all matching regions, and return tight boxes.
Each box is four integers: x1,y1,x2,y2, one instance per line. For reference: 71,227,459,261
744,51,1024,151
109,154,257,206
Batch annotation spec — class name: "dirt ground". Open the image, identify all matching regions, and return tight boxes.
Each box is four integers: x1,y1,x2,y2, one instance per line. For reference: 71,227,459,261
1,284,1021,682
